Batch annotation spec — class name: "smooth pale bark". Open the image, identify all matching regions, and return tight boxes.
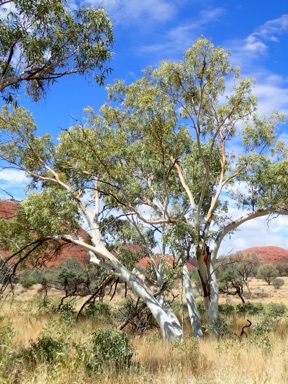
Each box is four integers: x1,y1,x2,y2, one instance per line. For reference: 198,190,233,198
132,267,183,338
182,265,203,338
59,236,183,341
207,260,219,328
206,207,288,328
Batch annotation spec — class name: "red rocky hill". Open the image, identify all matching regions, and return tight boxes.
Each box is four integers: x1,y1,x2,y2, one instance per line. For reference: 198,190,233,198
0,199,90,267
242,246,288,265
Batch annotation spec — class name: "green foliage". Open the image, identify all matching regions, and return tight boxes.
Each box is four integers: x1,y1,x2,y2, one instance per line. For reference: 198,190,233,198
257,264,279,285
210,318,231,338
275,263,288,277
83,302,111,320
20,275,37,288
88,328,133,372
0,324,16,380
235,302,264,316
172,337,200,370
20,335,65,365
0,0,113,102
249,335,273,351
272,278,285,289
264,303,287,319
218,304,235,316
253,322,273,337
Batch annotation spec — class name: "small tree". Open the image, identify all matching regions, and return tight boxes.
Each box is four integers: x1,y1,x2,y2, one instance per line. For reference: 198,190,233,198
272,278,284,289
217,252,261,299
217,266,245,303
257,264,279,285
275,263,288,277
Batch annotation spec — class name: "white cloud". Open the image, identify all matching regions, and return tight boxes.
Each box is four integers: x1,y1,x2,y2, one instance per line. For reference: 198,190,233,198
219,214,288,255
0,170,28,200
253,73,288,115
139,7,225,59
0,169,28,185
243,34,268,56
227,14,288,65
67,0,176,25
224,15,288,117
255,14,288,41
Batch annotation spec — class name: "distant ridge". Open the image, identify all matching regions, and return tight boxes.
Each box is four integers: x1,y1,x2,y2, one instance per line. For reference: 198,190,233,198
242,246,288,265
0,199,90,267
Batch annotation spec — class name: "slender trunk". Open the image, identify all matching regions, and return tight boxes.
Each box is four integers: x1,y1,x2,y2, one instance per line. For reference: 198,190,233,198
122,269,183,341
89,246,183,341
195,245,210,311
182,265,203,338
244,279,252,298
238,289,245,303
207,260,219,329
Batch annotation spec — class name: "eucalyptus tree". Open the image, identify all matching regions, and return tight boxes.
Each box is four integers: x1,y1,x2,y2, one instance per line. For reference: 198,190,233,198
0,104,184,340
133,39,287,329
0,37,287,339
0,0,113,103
95,38,287,332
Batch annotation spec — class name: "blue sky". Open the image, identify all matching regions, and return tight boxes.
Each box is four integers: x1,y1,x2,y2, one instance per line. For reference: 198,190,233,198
1,0,288,254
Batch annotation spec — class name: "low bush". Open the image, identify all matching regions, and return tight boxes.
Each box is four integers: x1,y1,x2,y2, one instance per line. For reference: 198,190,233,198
252,322,273,336
88,327,133,373
264,303,287,319
20,276,37,289
20,335,65,365
272,278,285,289
210,318,231,338
235,302,264,316
84,302,111,319
218,304,235,316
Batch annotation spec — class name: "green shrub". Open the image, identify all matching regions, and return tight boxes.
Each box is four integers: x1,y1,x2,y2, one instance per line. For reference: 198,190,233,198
272,278,285,289
0,324,17,380
275,263,288,277
218,304,235,316
20,276,37,288
196,300,206,316
21,335,65,365
253,322,273,336
265,303,287,319
236,302,264,316
84,302,111,319
210,318,231,338
88,328,133,372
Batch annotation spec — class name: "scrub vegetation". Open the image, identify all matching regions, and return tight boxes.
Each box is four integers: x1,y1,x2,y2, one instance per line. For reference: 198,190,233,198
0,280,288,384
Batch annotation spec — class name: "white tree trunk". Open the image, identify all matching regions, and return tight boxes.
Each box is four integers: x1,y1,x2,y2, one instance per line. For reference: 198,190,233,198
88,245,183,341
208,260,219,329
182,265,203,338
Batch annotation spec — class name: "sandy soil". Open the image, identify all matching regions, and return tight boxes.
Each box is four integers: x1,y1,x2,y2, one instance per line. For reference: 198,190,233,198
4,277,288,307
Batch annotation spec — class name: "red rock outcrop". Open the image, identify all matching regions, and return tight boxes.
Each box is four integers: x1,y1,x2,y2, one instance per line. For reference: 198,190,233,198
242,246,288,265
0,199,90,267
137,255,196,271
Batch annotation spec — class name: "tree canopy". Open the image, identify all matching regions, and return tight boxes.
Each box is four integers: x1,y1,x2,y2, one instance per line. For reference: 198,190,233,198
0,0,113,103
0,37,288,340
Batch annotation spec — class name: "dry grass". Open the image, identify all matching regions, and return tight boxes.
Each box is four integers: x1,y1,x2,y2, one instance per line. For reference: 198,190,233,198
1,280,288,383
